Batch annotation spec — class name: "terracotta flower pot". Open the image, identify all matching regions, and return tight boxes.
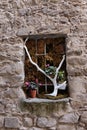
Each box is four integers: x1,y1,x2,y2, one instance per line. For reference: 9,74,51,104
30,89,37,98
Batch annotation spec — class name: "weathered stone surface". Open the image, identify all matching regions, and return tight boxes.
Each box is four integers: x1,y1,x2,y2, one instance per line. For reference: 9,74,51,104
0,0,87,130
0,117,4,128
80,111,87,124
16,87,26,99
29,127,45,130
21,98,70,116
5,117,19,128
59,112,80,124
58,124,76,130
37,117,57,128
0,104,5,114
70,100,83,110
48,126,57,130
67,57,86,66
24,117,33,127
0,76,7,86
4,88,18,98
19,126,28,130
76,126,85,130
66,56,87,76
18,9,28,16
52,101,73,117
68,76,87,101
17,28,30,37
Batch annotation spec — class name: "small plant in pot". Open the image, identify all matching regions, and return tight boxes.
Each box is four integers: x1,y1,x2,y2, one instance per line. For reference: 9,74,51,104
58,70,65,83
45,64,65,82
25,81,38,98
30,82,38,98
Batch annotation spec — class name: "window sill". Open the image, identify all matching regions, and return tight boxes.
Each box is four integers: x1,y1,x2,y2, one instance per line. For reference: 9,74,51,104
23,97,70,103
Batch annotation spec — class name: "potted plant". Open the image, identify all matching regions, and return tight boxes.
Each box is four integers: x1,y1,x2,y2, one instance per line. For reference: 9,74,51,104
45,64,56,77
25,81,38,98
58,70,65,83
45,64,65,82
30,82,38,98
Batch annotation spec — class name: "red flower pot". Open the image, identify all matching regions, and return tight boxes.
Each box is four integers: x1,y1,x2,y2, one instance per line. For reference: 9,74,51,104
30,89,37,98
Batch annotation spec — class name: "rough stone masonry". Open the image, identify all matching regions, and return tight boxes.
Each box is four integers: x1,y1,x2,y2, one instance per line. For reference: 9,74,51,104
0,0,87,130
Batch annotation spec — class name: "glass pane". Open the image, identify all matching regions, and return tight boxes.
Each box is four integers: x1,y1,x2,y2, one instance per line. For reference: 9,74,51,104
53,38,65,55
46,38,53,53
37,39,45,54
37,56,45,69
26,40,36,62
53,55,63,66
25,61,37,82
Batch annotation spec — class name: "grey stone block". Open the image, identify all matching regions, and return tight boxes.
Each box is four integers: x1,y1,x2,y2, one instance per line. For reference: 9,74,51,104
37,117,57,128
5,117,19,128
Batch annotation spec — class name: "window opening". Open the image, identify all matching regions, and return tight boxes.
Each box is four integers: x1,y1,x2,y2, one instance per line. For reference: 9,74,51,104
23,34,69,99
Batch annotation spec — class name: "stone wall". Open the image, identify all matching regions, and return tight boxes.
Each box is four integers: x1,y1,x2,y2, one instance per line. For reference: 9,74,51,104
0,0,87,130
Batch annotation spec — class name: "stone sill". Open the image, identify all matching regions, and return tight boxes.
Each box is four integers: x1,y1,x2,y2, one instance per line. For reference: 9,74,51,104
20,97,71,116
23,97,71,103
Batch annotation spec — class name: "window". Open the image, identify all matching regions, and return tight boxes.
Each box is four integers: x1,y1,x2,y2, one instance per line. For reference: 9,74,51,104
23,34,68,99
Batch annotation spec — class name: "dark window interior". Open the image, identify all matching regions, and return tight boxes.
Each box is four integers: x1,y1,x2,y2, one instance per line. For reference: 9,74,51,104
23,34,69,99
